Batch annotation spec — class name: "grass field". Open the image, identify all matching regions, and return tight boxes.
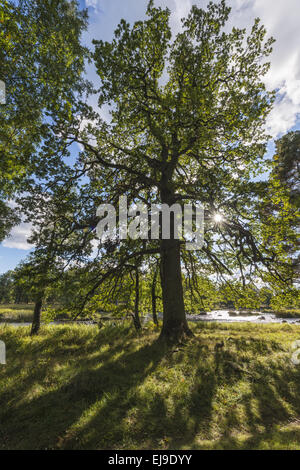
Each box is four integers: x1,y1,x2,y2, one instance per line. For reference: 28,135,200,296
0,304,34,323
274,309,300,319
1,321,300,450
0,304,71,323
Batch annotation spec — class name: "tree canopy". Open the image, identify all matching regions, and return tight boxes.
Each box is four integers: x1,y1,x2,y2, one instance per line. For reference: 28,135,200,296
0,0,88,193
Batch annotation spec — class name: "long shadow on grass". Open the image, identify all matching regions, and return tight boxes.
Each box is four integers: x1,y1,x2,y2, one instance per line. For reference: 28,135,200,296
75,340,218,450
168,338,300,450
0,329,170,449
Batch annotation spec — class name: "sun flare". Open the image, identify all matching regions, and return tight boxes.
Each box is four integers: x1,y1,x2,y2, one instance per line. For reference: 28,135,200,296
213,213,224,224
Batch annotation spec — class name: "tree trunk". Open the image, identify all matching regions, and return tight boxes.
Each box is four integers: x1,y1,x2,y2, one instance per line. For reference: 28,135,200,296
151,264,158,325
132,267,142,331
159,238,192,342
31,295,43,336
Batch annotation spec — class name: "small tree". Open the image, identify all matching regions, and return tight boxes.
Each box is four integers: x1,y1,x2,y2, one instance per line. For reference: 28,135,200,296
269,132,299,280
0,271,14,303
16,184,94,334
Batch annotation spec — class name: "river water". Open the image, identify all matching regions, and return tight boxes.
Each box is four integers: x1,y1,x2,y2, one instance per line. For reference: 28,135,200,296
185,310,300,325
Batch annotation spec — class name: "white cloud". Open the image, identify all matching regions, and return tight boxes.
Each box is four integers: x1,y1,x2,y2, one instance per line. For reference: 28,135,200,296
85,0,100,8
170,0,192,31
266,94,299,137
227,0,300,137
1,200,33,250
2,223,33,250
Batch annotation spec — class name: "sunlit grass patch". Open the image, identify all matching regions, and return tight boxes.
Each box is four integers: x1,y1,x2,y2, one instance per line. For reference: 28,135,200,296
0,304,33,322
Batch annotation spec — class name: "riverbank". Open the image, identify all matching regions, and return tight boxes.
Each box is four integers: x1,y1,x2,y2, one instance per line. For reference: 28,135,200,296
1,304,300,326
1,322,300,450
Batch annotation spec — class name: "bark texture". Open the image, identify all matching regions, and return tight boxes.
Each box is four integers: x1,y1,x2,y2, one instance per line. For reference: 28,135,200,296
31,295,43,336
159,238,192,342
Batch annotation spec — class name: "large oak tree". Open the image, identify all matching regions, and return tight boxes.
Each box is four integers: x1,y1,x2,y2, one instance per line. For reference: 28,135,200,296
63,0,278,341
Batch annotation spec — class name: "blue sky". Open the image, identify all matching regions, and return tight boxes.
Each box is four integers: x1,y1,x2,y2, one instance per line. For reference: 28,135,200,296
1,0,300,273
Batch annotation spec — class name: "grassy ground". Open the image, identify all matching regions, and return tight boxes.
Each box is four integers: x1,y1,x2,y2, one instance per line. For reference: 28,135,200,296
0,304,73,323
0,304,34,323
0,304,111,323
273,309,300,319
1,321,300,450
